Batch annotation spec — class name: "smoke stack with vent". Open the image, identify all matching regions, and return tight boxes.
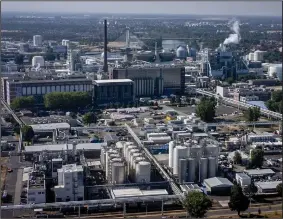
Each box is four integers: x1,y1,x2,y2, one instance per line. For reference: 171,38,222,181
103,19,108,73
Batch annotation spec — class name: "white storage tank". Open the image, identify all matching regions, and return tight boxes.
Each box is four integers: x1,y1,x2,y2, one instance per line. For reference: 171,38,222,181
188,145,203,159
128,149,140,165
253,50,265,62
187,158,196,182
123,142,135,157
133,157,145,170
116,141,125,150
199,157,208,182
106,153,119,178
126,146,137,161
130,152,142,168
32,56,45,67
268,64,282,78
205,145,220,157
111,162,125,184
248,53,254,61
168,141,175,168
178,159,188,183
208,157,217,178
100,147,106,168
176,46,188,59
135,161,151,183
173,146,187,175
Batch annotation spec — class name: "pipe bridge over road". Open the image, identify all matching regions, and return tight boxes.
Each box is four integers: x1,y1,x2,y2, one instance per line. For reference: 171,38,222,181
195,89,282,120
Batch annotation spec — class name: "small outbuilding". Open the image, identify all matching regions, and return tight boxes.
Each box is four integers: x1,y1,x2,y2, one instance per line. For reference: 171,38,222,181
204,177,233,195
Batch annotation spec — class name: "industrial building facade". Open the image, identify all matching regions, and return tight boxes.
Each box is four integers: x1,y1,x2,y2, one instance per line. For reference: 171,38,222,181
92,79,135,106
109,66,185,97
5,79,93,105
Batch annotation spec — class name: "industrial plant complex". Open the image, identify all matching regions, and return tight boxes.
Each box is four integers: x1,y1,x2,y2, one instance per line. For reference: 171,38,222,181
0,4,282,219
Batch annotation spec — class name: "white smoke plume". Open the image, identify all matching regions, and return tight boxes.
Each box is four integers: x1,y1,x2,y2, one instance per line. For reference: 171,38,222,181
223,19,241,45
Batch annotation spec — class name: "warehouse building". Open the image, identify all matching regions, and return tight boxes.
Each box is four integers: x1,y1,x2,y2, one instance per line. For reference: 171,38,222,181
235,173,251,187
204,177,233,195
92,79,135,106
255,181,281,194
109,65,185,97
244,169,275,178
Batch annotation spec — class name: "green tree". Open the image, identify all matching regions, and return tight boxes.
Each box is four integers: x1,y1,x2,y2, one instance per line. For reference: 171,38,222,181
183,191,212,218
82,112,97,125
271,90,283,102
21,125,34,142
44,92,91,110
196,97,216,122
250,149,264,168
276,183,282,196
228,184,250,216
11,96,35,110
244,107,260,122
233,151,242,164
14,54,24,65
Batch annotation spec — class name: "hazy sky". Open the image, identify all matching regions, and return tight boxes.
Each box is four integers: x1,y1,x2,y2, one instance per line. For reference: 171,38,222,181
2,1,282,17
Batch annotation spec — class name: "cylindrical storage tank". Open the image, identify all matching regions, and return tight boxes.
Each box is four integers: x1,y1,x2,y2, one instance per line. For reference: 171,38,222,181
248,53,254,61
187,158,196,183
123,142,134,158
106,153,119,179
176,46,188,59
173,146,187,175
253,50,265,62
128,149,139,167
32,56,45,67
116,141,125,150
126,146,137,162
133,157,145,170
199,157,208,182
130,152,142,168
178,159,188,183
268,64,282,79
111,162,125,184
188,145,202,159
100,147,106,167
135,161,151,183
168,141,175,168
208,157,217,178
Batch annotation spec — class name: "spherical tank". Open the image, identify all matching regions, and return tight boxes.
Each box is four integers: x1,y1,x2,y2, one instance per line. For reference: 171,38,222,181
199,157,208,182
176,46,188,59
208,157,217,178
178,159,188,183
187,158,196,183
111,162,125,184
168,141,175,168
173,146,187,175
135,161,151,183
248,53,254,61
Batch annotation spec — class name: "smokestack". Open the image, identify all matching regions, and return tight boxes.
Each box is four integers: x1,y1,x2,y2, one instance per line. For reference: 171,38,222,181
103,19,108,73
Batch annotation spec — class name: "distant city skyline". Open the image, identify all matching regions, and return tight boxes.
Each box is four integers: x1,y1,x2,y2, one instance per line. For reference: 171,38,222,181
2,1,282,17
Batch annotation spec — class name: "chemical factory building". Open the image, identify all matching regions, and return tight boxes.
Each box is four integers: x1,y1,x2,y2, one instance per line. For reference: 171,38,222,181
244,169,275,177
204,177,233,195
30,122,71,132
93,79,135,106
24,143,105,153
110,188,168,198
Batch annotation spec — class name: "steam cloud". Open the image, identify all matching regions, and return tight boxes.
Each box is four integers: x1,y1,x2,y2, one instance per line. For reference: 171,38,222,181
223,20,241,45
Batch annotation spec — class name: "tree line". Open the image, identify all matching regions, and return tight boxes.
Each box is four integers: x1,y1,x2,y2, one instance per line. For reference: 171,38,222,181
11,91,92,111
266,90,283,113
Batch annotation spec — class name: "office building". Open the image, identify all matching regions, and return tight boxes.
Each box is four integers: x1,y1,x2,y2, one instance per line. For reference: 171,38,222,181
5,78,93,105
93,79,135,106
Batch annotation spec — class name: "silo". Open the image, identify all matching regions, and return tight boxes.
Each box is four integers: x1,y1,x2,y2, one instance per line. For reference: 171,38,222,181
187,158,196,183
188,145,203,159
126,146,137,162
130,152,142,168
32,56,45,67
173,146,187,175
106,152,119,179
135,161,151,183
205,145,220,157
199,157,208,182
208,157,217,178
253,50,265,62
178,159,188,183
176,46,188,59
133,157,145,170
248,53,254,61
123,142,135,158
111,162,125,184
168,141,175,168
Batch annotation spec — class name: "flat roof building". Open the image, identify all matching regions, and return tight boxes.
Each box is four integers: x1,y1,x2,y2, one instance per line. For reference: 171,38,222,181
204,177,233,195
27,171,46,204
255,181,281,194
244,169,275,177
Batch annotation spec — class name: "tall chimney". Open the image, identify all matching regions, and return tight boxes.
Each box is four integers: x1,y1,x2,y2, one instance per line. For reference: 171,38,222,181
103,19,108,73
